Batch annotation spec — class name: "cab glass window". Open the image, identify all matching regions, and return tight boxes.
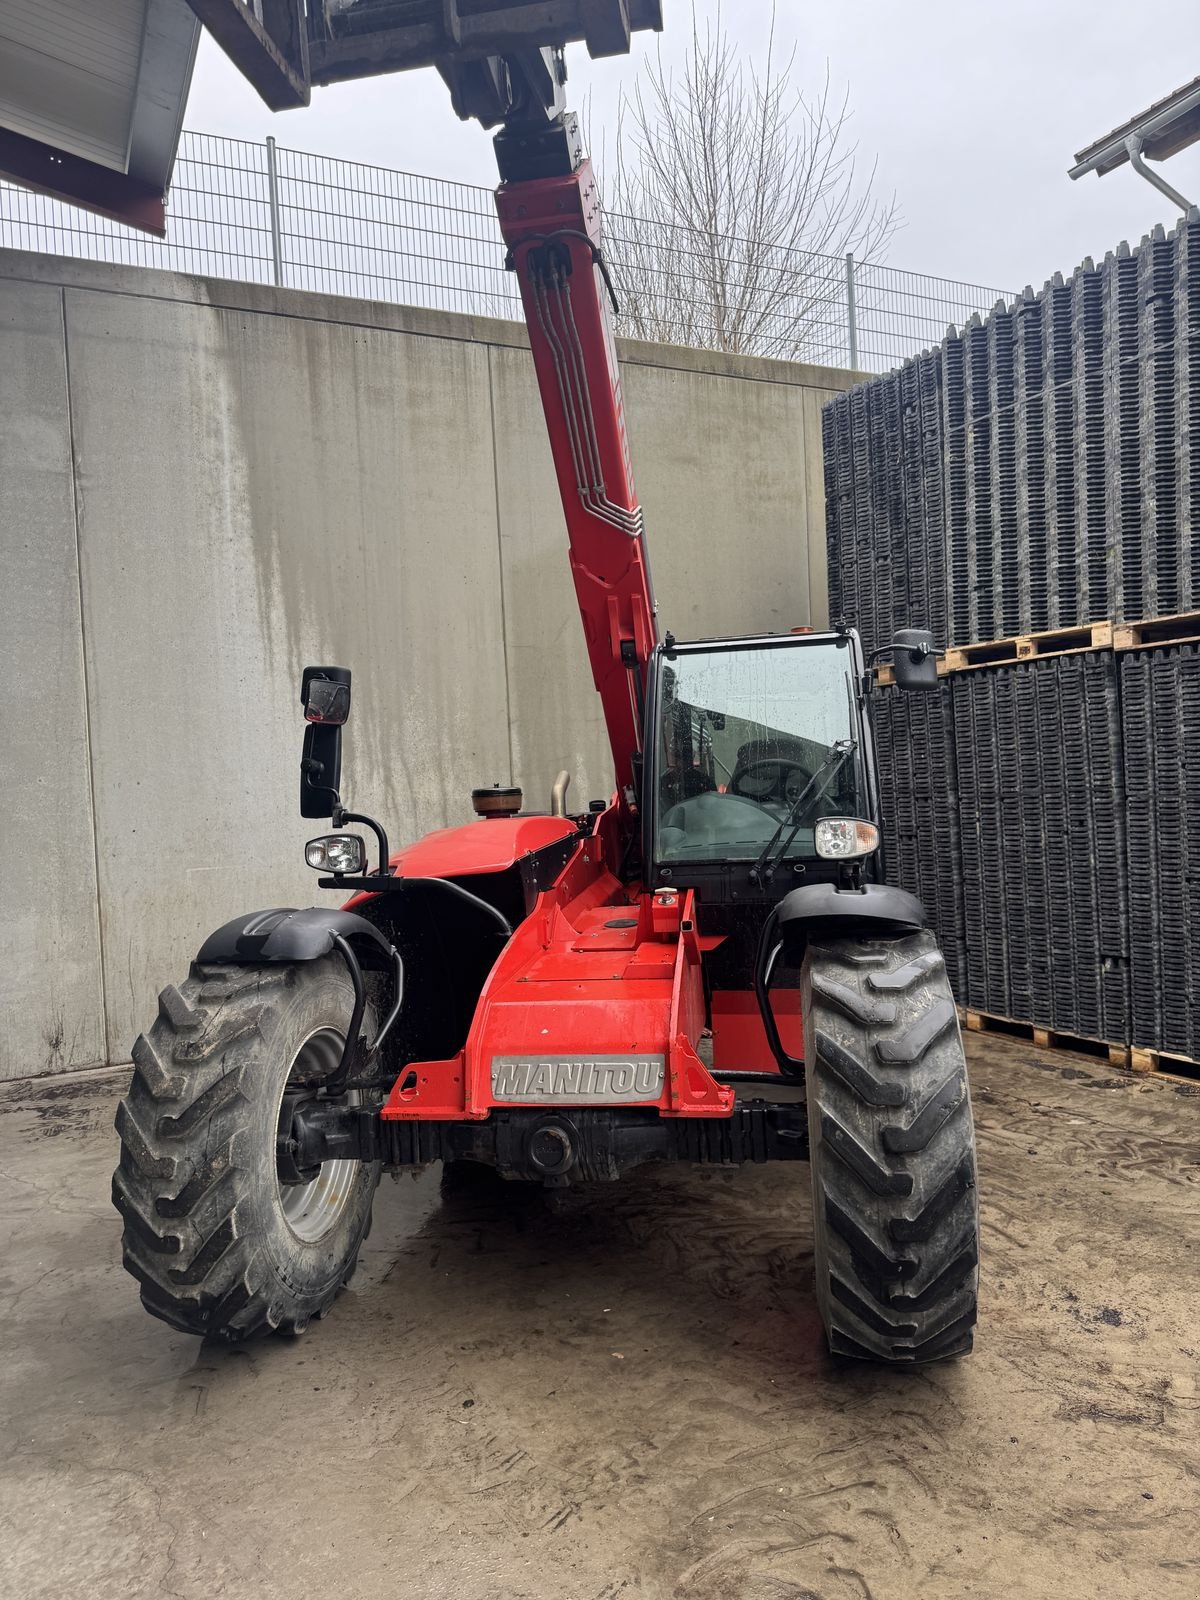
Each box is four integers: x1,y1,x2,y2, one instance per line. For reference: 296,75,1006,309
655,640,861,865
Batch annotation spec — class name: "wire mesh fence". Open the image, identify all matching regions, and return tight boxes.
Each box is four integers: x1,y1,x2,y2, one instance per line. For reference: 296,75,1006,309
0,129,1012,371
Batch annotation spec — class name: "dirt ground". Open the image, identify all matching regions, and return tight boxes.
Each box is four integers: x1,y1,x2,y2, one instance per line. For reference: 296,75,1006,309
0,1032,1197,1600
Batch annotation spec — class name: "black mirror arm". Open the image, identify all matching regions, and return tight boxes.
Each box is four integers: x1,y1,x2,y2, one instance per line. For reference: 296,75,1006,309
864,640,944,667
334,807,391,877
301,756,337,786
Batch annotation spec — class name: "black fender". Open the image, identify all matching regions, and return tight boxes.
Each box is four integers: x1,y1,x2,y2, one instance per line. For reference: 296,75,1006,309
196,908,403,1091
753,883,928,1078
197,906,395,970
775,881,927,953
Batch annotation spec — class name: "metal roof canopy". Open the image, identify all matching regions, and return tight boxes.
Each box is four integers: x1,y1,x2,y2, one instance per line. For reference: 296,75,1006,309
0,0,200,234
0,1,663,236
1070,75,1200,212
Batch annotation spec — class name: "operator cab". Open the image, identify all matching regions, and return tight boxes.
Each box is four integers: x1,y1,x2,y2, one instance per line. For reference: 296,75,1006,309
644,628,875,902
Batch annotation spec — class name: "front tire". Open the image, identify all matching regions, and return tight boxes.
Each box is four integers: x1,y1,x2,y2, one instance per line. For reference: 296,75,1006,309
803,930,979,1363
113,956,381,1341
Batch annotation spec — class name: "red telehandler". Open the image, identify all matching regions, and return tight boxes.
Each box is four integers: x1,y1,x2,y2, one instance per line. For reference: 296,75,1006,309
111,2,979,1364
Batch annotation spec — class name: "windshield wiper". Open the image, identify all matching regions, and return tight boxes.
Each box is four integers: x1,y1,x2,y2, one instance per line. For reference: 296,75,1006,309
748,739,857,887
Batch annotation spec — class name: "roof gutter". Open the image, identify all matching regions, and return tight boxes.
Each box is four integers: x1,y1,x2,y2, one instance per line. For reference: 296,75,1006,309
1123,133,1193,213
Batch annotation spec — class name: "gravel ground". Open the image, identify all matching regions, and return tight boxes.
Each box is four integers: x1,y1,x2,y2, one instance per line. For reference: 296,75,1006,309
0,1032,1197,1600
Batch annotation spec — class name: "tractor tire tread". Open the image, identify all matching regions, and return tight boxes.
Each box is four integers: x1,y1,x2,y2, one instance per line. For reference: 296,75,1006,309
805,930,979,1364
814,1031,906,1108
113,959,377,1342
810,976,897,1028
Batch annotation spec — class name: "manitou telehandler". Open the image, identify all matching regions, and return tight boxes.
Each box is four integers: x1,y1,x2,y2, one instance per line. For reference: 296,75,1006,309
111,1,979,1363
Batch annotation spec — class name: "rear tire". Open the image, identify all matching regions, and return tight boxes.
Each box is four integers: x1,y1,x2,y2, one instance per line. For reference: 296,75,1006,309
112,956,381,1341
803,930,979,1363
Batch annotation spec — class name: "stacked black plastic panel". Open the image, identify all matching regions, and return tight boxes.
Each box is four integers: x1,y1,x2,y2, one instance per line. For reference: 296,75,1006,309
872,642,1199,1052
917,352,949,646
1141,229,1179,618
991,304,1022,638
871,682,965,997
1147,222,1200,1050
947,655,1128,1036
1182,215,1200,608
943,331,970,648
950,666,1004,1011
826,216,1200,1054
1016,291,1049,633
1121,645,1200,1058
827,218,1200,658
1043,271,1078,626
1107,243,1144,621
1072,258,1107,623
1057,654,1129,1042
823,351,948,659
1084,655,1133,1043
873,654,1128,1032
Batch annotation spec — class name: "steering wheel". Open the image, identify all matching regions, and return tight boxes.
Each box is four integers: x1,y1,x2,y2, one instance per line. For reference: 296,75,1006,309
729,756,814,806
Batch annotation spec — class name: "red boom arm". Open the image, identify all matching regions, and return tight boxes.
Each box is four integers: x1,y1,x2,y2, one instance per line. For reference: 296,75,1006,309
494,158,658,806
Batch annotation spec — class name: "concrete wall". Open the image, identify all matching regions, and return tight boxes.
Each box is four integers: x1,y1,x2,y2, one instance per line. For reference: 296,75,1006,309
0,249,853,1079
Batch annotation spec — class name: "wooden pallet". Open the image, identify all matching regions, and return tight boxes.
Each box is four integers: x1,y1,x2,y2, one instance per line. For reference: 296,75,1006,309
961,1009,1132,1069
1113,610,1200,652
871,610,1200,686
963,1010,1200,1080
1128,1046,1200,1080
873,621,1114,685
942,621,1114,674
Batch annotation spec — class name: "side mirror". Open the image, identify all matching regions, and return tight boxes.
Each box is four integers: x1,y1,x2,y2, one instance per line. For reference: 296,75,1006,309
300,666,351,819
302,666,352,725
300,724,343,819
891,629,939,692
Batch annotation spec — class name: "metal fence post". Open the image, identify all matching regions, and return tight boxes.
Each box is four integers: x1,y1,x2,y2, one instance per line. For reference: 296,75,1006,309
265,135,283,287
845,251,859,370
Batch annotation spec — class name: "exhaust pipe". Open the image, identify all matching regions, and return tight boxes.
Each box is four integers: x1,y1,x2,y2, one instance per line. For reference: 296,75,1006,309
551,771,572,817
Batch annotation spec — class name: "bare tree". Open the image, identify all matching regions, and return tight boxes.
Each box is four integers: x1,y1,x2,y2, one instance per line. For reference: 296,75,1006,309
595,5,898,362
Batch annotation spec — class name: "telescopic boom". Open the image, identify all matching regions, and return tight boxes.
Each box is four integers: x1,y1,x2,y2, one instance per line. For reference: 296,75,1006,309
493,119,658,807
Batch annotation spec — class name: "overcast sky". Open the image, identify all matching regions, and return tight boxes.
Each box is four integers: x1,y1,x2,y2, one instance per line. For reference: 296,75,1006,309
185,0,1199,294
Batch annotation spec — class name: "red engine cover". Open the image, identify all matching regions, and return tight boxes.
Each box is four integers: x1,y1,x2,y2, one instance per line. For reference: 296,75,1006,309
385,815,579,879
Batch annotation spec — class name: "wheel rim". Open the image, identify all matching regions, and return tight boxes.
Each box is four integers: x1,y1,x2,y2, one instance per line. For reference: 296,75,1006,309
276,1026,360,1245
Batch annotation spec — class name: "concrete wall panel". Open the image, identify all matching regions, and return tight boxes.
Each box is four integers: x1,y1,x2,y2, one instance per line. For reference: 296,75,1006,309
624,359,821,641
63,287,508,1056
489,343,614,809
0,280,106,1077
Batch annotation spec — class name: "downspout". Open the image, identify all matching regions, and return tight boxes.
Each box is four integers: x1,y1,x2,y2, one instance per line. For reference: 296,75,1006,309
1125,133,1193,213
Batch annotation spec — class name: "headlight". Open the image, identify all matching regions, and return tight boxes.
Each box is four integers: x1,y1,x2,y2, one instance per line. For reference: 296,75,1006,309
814,818,880,860
305,834,367,874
